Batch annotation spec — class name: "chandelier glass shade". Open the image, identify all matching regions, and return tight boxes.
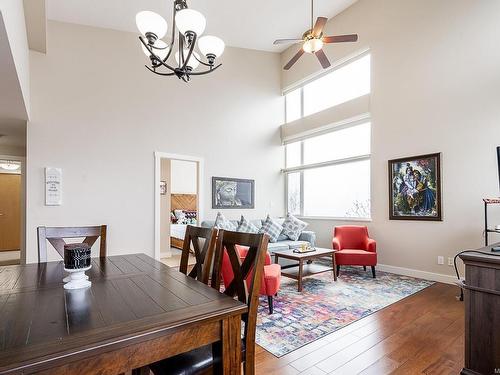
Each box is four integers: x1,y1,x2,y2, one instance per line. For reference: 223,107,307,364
136,0,224,82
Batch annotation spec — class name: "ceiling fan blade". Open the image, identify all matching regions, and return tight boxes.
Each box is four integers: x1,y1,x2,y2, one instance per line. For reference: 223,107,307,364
312,17,328,37
284,48,305,70
315,49,331,69
323,34,358,43
274,39,303,45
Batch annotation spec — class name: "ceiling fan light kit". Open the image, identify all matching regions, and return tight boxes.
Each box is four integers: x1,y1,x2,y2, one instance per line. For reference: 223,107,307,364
275,0,359,71
136,0,225,82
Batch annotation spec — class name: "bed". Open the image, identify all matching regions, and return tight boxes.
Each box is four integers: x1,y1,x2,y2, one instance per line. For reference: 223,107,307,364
170,194,197,249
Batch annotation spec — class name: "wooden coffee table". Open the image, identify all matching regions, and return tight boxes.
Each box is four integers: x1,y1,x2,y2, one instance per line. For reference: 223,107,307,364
273,247,337,292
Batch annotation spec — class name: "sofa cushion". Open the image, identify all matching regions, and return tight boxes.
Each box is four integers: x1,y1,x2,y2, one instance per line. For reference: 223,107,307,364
214,212,237,231
336,249,377,266
236,215,259,234
258,215,283,243
267,242,291,253
278,240,311,249
281,214,308,241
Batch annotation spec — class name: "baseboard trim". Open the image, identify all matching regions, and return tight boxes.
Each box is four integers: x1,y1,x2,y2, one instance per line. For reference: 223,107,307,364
377,263,458,285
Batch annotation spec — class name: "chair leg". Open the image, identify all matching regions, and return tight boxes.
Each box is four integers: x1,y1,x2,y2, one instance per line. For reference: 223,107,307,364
336,265,340,276
363,266,366,271
268,296,274,314
371,266,376,278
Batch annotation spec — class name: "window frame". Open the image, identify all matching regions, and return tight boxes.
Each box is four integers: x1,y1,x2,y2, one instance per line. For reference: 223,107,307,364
283,49,370,124
283,122,372,221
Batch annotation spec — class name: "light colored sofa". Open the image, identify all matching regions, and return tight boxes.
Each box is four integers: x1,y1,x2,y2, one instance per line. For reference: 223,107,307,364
200,218,316,267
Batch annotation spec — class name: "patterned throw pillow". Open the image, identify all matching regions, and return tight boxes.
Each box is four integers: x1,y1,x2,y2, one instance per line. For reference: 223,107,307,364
214,212,237,231
236,215,259,234
281,213,308,241
258,215,284,243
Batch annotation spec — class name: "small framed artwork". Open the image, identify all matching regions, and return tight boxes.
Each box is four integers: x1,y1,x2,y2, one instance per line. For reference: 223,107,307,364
160,180,167,195
388,153,442,221
212,177,255,209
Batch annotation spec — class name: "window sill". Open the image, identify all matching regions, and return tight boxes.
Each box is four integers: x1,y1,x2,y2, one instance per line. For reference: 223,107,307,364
295,216,372,222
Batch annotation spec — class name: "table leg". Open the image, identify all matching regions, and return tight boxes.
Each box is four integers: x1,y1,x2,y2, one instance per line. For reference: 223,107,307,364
332,253,337,281
274,253,278,264
298,259,303,292
221,315,242,375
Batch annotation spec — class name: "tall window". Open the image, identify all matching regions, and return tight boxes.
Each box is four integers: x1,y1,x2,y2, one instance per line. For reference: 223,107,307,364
283,52,371,219
285,123,371,219
285,53,370,123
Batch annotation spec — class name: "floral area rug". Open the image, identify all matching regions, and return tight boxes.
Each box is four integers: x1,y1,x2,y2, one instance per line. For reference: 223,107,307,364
255,266,433,357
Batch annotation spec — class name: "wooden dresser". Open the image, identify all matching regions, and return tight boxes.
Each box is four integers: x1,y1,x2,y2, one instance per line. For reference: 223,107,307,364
459,245,500,375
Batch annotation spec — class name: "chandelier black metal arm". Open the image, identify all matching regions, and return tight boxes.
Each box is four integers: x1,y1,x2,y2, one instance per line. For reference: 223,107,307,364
137,0,223,82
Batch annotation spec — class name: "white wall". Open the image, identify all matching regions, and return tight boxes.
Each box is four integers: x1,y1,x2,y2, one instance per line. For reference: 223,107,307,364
0,0,30,118
171,159,197,194
281,0,500,278
27,21,284,263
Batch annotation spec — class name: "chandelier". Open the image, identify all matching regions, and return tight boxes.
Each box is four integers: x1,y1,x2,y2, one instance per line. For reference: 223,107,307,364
136,0,225,82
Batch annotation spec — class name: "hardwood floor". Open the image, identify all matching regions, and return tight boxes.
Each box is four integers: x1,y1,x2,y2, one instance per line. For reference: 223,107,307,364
255,283,464,375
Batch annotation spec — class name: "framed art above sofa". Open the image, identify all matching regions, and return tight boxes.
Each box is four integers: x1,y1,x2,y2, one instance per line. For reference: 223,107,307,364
212,176,255,209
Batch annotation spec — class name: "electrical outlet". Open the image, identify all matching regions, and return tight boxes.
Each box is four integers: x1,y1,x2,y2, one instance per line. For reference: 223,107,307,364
448,257,454,266
437,256,444,265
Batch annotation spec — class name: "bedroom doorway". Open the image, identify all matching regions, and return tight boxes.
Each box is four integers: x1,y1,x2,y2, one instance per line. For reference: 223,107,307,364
154,152,204,262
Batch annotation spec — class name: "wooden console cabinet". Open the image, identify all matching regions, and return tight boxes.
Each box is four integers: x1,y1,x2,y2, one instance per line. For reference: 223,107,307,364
459,245,500,375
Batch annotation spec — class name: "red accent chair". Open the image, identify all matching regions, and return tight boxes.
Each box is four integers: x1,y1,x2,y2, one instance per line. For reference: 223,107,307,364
332,225,377,278
221,245,281,314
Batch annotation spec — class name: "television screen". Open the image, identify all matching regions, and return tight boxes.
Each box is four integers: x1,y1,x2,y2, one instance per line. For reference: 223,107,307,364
498,146,500,190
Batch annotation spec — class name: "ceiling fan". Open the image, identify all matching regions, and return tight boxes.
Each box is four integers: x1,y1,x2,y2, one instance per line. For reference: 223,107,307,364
274,0,358,70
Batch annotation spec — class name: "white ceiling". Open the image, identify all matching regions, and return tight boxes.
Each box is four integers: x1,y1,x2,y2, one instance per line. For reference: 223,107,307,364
47,0,358,52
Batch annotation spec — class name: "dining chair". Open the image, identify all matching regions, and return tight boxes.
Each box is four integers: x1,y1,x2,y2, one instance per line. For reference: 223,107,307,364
150,229,269,375
179,225,217,285
37,225,107,263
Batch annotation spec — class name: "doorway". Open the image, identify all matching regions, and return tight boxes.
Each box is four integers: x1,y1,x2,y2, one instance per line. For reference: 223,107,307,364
0,158,23,266
154,152,204,262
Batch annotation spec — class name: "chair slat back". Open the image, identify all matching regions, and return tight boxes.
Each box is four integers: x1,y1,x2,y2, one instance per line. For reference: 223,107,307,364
179,225,217,285
37,225,107,263
211,230,269,373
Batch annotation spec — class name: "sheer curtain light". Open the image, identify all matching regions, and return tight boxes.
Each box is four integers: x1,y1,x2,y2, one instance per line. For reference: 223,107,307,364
136,0,224,83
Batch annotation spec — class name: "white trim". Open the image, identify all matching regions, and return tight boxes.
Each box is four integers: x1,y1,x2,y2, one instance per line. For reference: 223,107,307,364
377,263,457,285
282,154,370,173
282,113,371,145
154,152,204,261
282,48,371,95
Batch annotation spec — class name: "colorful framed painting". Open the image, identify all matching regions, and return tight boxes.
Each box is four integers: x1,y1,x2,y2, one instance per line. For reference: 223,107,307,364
388,153,442,221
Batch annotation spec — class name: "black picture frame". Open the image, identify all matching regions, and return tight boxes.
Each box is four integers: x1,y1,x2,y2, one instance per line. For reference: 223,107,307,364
388,152,442,221
212,177,255,209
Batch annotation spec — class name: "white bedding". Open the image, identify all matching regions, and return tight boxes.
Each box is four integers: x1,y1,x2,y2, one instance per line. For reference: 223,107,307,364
170,224,187,239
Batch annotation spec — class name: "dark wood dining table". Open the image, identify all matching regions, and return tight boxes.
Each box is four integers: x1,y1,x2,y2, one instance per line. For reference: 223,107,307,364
0,253,247,374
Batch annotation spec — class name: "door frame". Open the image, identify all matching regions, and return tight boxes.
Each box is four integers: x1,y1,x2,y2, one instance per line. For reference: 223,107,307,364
154,152,204,261
0,154,25,264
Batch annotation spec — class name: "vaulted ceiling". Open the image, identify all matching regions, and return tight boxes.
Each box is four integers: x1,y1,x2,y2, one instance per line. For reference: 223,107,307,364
47,0,357,52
